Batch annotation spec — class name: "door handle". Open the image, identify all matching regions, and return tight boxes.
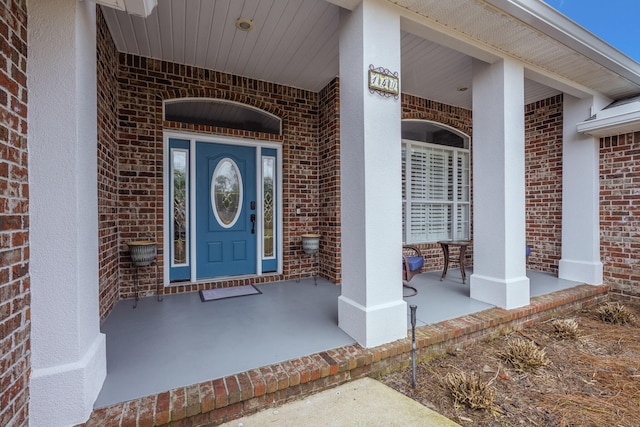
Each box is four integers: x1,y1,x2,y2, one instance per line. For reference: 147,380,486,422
250,214,256,234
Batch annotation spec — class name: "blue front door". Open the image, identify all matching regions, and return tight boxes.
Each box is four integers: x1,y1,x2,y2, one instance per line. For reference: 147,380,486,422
196,142,257,278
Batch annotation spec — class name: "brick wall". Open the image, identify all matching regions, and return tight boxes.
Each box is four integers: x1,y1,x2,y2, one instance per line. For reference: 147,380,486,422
0,0,30,425
95,33,583,304
600,132,640,296
116,54,165,299
115,54,321,297
318,78,341,282
402,94,473,136
101,46,480,298
96,8,120,321
401,94,565,277
524,95,563,274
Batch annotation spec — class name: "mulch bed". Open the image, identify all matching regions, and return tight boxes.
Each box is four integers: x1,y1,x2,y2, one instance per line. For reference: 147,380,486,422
381,299,640,426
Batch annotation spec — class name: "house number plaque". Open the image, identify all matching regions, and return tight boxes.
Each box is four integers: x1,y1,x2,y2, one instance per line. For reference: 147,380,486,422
368,65,399,98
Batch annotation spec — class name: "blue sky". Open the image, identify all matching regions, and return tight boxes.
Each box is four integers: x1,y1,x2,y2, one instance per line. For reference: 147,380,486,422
543,0,640,62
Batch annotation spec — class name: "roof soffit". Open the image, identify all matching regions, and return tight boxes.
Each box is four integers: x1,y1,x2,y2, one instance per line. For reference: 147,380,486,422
392,0,640,100
100,0,640,107
93,0,157,17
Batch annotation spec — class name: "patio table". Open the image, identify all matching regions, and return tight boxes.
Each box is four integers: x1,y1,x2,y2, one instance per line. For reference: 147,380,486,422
437,240,472,284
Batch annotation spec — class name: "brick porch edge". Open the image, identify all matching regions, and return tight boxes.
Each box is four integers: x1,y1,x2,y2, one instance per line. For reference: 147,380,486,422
83,284,613,427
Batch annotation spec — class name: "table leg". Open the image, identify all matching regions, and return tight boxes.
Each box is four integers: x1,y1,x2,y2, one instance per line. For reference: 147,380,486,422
155,262,163,302
440,243,449,281
459,244,467,284
133,267,138,309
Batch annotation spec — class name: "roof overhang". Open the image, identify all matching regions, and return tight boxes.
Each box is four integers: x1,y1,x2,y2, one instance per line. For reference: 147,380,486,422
577,101,640,138
485,0,640,87
92,0,157,18
391,0,640,101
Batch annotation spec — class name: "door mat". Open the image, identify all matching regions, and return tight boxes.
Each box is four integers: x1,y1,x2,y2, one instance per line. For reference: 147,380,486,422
199,285,261,302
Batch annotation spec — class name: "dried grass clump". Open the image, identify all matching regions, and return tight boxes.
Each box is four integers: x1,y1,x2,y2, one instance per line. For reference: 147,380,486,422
498,338,550,372
596,302,636,325
550,318,580,339
443,371,495,410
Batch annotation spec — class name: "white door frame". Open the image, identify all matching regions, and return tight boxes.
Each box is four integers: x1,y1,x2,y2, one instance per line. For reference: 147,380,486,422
163,130,283,285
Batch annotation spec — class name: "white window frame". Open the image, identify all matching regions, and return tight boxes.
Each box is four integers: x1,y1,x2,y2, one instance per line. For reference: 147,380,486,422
402,139,470,243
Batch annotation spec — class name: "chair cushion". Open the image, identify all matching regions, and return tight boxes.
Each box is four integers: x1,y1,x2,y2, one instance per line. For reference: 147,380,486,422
404,255,424,271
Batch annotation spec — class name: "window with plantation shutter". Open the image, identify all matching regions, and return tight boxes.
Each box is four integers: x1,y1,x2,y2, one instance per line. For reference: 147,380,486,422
402,138,470,243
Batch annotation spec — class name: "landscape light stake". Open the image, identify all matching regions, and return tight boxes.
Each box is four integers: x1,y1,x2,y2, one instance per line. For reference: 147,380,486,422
410,304,417,387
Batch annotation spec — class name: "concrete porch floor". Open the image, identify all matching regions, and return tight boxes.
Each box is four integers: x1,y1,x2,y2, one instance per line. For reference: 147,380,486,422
95,268,583,409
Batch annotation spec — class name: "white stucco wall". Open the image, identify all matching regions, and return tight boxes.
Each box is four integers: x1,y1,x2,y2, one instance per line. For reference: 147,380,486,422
338,0,407,347
470,58,530,309
559,94,604,284
28,0,106,425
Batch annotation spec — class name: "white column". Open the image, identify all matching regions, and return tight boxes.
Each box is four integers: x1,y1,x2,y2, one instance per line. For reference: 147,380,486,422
558,95,604,284
470,58,530,309
28,1,106,425
338,0,406,347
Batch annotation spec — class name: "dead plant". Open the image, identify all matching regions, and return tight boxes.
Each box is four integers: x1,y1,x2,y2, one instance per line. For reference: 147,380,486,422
596,302,636,326
497,338,550,372
550,318,580,340
443,371,495,410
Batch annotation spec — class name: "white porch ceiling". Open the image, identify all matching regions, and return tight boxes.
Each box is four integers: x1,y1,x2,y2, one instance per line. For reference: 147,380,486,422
101,0,640,109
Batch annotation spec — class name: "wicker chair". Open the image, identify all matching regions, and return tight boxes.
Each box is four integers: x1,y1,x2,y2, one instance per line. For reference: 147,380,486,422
402,245,424,297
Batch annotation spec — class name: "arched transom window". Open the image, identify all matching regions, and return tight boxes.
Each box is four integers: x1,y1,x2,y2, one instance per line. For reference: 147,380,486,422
164,99,282,135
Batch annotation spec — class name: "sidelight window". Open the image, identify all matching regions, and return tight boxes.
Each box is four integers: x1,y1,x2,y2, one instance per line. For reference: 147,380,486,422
171,148,189,266
262,156,276,258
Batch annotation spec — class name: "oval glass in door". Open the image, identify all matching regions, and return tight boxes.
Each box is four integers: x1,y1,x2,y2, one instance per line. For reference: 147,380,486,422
211,158,243,228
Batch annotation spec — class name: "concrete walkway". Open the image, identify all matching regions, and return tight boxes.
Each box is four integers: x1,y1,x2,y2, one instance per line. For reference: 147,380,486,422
219,377,460,427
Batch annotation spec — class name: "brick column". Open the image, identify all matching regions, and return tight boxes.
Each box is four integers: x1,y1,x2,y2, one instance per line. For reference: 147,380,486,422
28,0,106,425
338,0,406,347
470,58,530,309
0,1,30,425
